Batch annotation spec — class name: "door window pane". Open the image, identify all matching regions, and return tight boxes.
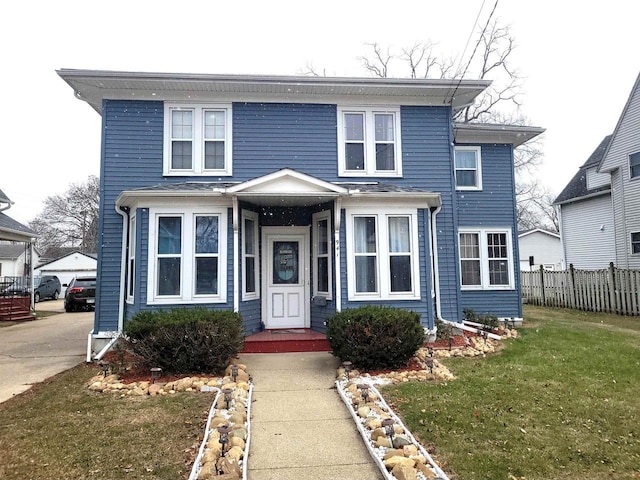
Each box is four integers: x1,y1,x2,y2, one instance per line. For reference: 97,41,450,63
273,241,299,284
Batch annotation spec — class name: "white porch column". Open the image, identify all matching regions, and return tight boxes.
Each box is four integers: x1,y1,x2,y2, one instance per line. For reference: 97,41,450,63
333,197,342,312
232,196,239,313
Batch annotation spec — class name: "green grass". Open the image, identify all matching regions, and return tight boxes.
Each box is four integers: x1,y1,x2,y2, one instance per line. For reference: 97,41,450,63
0,364,214,480
384,305,640,480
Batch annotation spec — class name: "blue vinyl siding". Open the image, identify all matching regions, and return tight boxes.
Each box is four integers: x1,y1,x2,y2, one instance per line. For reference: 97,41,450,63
456,143,522,318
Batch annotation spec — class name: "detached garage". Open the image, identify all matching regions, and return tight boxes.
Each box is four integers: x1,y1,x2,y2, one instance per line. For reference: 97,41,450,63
35,251,97,288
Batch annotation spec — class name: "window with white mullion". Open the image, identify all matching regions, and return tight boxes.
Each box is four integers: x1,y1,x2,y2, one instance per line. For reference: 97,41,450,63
387,216,412,293
487,232,509,286
459,232,481,287
459,228,513,289
354,216,378,294
375,113,396,172
313,210,332,298
193,215,219,296
170,109,194,170
242,210,259,299
203,110,226,171
454,146,482,190
344,112,366,171
156,216,183,297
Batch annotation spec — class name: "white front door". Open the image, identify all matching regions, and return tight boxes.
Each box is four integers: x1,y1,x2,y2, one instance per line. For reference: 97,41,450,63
262,227,310,329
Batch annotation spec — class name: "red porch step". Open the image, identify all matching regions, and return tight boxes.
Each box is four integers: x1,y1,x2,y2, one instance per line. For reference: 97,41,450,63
242,329,331,353
0,296,35,322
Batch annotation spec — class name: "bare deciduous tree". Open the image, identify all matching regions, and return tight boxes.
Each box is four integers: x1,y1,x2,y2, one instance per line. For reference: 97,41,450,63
29,175,100,255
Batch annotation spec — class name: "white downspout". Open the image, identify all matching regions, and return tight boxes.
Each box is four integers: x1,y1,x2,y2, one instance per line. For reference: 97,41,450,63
334,197,342,313
115,205,128,333
232,197,239,313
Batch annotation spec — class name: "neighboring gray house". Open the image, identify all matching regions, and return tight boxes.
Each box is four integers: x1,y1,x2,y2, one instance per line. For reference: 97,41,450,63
554,136,615,269
518,229,563,272
598,72,640,269
555,71,640,270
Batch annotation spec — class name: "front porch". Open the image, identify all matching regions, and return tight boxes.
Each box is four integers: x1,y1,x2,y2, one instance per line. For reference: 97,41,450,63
241,328,331,353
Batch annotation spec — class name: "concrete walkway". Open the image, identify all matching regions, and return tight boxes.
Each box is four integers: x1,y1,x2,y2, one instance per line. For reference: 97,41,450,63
239,352,382,480
0,299,93,403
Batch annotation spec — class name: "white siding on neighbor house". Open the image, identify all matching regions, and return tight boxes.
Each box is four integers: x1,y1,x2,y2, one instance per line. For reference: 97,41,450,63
560,194,615,269
599,75,640,268
586,167,610,189
36,252,97,287
518,231,563,271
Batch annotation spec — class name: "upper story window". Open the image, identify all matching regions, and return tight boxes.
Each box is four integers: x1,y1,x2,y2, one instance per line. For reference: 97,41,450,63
454,146,482,190
459,227,514,290
164,104,233,176
630,151,640,179
337,107,402,177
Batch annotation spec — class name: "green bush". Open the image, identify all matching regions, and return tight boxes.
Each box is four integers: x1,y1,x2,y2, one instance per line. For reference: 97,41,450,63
326,306,425,370
435,318,454,341
463,308,500,331
123,308,244,374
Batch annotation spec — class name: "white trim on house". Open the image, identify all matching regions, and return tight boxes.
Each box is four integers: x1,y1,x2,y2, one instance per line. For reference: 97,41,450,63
163,103,233,177
337,106,402,177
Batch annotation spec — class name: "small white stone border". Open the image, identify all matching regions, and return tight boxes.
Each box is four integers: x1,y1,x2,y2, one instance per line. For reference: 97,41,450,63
187,383,254,480
336,378,449,480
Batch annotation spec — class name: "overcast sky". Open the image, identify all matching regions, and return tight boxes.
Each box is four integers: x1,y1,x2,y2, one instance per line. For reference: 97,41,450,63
2,0,638,224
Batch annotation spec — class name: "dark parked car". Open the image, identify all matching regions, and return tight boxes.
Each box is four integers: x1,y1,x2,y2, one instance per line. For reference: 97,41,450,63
3,275,61,302
64,276,96,312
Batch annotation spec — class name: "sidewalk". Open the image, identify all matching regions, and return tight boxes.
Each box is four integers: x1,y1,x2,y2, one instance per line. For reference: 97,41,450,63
239,352,383,480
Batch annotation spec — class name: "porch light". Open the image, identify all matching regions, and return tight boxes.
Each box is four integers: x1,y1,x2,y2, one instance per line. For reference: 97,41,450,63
425,357,434,374
382,418,395,444
231,364,239,383
99,360,110,378
150,367,162,384
223,388,233,410
357,383,369,404
342,361,353,378
217,424,232,456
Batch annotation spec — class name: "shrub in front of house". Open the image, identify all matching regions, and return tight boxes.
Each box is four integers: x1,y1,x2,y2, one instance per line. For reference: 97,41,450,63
123,308,244,375
326,305,425,370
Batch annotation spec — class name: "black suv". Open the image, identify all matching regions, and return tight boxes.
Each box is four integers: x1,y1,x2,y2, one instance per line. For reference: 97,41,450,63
64,276,96,312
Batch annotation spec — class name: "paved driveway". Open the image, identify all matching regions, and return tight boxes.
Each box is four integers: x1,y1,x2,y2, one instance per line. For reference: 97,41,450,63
0,299,94,403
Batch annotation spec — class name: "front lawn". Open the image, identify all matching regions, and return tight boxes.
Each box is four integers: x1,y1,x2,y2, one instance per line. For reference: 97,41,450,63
0,364,213,480
384,305,640,480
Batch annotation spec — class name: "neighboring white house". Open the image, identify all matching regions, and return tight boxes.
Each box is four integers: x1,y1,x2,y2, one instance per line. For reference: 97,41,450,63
35,251,97,287
554,135,616,269
0,243,40,278
518,229,563,271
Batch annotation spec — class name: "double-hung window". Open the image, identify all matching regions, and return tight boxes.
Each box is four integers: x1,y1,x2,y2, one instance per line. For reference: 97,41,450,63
631,232,640,255
454,146,482,190
338,107,402,177
312,211,332,299
149,207,227,304
630,152,640,179
458,228,514,289
346,209,419,300
242,210,259,300
164,104,232,176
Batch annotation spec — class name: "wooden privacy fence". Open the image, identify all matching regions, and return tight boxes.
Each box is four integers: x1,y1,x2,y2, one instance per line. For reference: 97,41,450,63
521,264,640,316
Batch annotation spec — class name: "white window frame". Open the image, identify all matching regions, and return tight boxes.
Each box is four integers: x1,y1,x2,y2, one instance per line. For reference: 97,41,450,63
312,210,333,300
458,227,514,290
631,231,640,255
126,213,136,303
629,151,640,180
147,206,227,305
345,208,420,301
163,103,233,176
242,210,259,300
337,106,402,177
454,146,483,190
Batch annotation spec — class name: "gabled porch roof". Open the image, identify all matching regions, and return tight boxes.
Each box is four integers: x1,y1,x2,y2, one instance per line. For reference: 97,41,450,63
116,169,442,208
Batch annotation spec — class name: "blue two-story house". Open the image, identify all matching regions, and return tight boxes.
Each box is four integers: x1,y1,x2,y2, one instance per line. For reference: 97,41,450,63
57,70,543,356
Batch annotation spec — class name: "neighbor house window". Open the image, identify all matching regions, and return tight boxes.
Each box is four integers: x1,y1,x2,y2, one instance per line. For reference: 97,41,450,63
164,104,232,176
346,209,419,300
149,207,227,304
242,210,259,300
313,210,332,299
454,146,482,190
338,107,402,177
631,232,640,254
126,214,136,302
458,228,514,289
630,152,640,179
